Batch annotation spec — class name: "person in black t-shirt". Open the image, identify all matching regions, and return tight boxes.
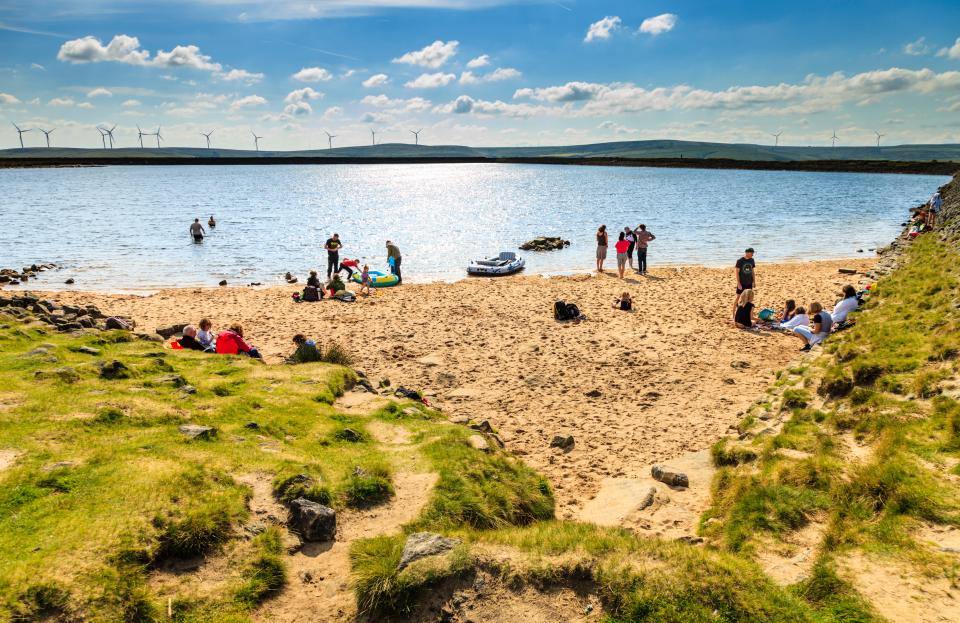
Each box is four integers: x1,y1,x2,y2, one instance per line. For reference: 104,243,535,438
324,233,342,279
734,247,756,321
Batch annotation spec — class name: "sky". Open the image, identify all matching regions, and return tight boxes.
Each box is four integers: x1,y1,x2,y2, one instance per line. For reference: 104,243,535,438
1,0,960,151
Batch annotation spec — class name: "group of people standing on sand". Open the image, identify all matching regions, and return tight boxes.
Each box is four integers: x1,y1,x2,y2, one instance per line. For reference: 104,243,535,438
595,224,656,278
731,247,862,351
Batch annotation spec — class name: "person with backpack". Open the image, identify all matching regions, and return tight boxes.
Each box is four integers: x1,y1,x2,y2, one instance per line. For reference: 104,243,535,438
595,225,608,273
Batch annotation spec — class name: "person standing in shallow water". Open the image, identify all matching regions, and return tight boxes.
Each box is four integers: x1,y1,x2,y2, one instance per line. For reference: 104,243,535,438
386,240,402,283
634,224,655,275
324,233,342,279
734,247,756,321
189,218,205,243
595,225,608,273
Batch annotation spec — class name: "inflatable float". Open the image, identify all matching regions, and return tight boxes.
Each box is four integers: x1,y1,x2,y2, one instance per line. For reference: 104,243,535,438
350,270,400,288
467,251,525,276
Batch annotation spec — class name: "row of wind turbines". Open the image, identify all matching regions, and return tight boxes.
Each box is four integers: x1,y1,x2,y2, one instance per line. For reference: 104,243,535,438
769,129,886,148
10,122,425,151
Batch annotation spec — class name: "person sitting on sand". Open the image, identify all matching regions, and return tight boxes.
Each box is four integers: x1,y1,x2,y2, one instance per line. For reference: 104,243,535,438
208,215,216,228
286,334,322,364
830,285,860,325
327,274,346,297
613,292,633,311
189,218,206,243
197,318,215,350
177,325,206,351
734,247,756,320
779,306,809,331
215,323,262,359
792,302,832,351
306,270,322,288
359,264,372,296
734,289,759,329
777,299,797,324
595,225,608,273
614,231,630,279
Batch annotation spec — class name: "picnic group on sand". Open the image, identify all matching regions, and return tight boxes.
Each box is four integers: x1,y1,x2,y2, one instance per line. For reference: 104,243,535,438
172,319,323,365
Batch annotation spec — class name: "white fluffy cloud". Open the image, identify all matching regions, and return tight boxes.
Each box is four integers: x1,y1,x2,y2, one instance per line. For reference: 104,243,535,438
460,67,522,85
153,45,221,71
434,95,553,118
87,87,113,98
58,34,150,65
220,68,265,84
405,72,457,88
122,99,141,107
77,102,95,109
48,97,77,107
903,37,930,56
0,93,21,105
639,13,677,36
938,38,960,60
466,54,490,68
362,73,390,88
585,16,621,42
284,101,313,116
292,66,333,82
514,81,607,102
230,95,268,110
393,40,459,68
361,94,432,112
284,87,323,104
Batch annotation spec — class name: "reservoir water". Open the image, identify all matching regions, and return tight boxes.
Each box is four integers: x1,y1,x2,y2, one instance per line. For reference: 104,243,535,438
0,163,948,291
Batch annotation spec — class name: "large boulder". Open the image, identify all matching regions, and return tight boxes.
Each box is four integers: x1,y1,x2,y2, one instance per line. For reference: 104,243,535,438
288,498,336,542
651,464,689,488
156,324,188,339
178,424,216,440
519,236,570,252
398,532,461,571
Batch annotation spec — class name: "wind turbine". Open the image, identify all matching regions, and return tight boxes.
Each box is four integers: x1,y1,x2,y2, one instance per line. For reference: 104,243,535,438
153,126,163,149
104,124,116,149
874,130,885,149
96,127,107,149
324,130,336,150
370,128,377,146
11,123,31,149
39,127,54,148
410,128,423,145
770,130,783,148
830,130,839,148
136,125,145,149
251,130,263,151
201,130,214,149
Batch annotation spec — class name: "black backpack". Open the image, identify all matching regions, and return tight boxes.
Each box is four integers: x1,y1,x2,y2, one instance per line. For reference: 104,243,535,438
554,300,570,321
302,285,320,302
565,303,581,319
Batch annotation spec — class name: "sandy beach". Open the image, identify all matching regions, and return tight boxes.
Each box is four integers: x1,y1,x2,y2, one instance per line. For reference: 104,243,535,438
43,259,873,517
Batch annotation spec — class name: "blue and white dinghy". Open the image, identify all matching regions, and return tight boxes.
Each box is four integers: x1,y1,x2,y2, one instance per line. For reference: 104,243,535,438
467,251,525,276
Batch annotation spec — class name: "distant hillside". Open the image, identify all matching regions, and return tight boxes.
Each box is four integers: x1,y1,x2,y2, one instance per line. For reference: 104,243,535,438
2,139,959,162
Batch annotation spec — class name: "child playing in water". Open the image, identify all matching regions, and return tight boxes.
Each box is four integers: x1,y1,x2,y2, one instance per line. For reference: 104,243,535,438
359,264,372,296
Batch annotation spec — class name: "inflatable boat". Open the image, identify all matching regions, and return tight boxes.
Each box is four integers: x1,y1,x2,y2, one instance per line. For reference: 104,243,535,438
349,270,400,288
467,252,525,276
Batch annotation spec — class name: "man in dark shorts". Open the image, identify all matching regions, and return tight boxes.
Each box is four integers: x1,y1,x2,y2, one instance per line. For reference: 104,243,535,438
324,233,342,279
386,240,402,283
734,247,756,319
189,218,205,243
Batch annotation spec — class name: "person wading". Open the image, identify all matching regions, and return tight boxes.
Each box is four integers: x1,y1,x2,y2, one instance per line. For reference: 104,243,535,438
386,240,402,283
189,218,206,243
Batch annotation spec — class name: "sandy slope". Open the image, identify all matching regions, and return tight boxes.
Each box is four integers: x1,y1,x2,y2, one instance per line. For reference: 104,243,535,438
44,259,872,516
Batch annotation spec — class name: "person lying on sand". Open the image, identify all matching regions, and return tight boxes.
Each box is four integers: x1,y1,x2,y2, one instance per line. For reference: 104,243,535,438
287,334,321,364
613,292,633,311
792,302,832,351
216,323,262,359
734,288,759,330
176,325,207,351
197,318,215,350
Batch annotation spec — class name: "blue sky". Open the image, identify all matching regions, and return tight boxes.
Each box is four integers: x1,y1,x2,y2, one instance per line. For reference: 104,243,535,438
1,0,960,150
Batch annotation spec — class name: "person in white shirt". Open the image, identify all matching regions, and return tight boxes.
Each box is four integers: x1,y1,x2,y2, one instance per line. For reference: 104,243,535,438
793,302,833,351
779,306,809,331
831,285,860,324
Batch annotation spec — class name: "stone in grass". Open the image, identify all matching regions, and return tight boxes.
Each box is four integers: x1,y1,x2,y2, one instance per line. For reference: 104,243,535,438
99,360,132,380
155,324,188,339
288,498,336,542
550,435,575,451
178,385,197,396
179,424,217,440
158,374,188,387
469,420,493,433
651,464,689,488
466,434,490,452
397,532,461,571
77,346,101,356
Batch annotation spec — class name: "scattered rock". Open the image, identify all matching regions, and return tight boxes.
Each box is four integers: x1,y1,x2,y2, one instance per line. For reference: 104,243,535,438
402,407,422,417
178,385,197,396
288,498,336,542
519,236,570,252
99,360,131,380
244,422,260,429
638,486,657,511
178,424,216,440
730,361,751,369
136,333,163,343
838,268,859,275
158,374,188,387
77,346,101,356
469,420,493,433
218,280,228,286
676,535,704,545
651,464,689,488
466,434,490,452
155,324,188,339
105,317,134,331
35,367,80,383
397,532,461,571
339,428,363,442
584,389,602,398
448,416,470,425
550,435,575,451
65,278,75,285
488,433,506,449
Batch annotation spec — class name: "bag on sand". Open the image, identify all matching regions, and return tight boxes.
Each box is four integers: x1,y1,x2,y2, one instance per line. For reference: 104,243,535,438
302,285,320,302
554,300,571,321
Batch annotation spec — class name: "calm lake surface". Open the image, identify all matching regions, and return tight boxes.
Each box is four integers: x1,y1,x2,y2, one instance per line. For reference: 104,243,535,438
0,163,948,291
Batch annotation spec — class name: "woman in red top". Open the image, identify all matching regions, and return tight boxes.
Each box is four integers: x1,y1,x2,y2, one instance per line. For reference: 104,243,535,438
215,323,262,359
614,231,631,279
